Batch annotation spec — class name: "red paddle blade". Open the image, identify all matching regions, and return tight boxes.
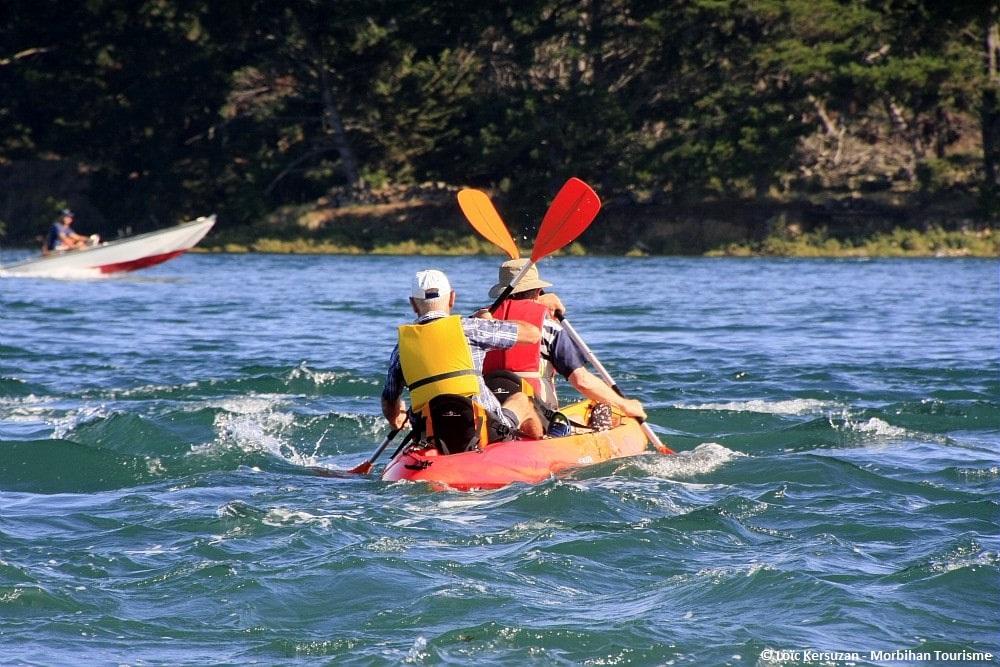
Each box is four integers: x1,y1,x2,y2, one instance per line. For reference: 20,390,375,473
345,461,373,475
457,189,520,259
310,465,365,478
530,178,601,261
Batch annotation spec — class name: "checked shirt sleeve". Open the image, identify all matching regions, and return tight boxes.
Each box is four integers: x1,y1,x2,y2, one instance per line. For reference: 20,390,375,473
380,345,405,403
461,318,518,357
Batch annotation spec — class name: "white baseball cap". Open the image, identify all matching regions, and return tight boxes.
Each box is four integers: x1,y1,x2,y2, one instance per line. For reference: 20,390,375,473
411,269,452,300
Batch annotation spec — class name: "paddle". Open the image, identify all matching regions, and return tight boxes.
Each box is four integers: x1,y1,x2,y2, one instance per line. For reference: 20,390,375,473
458,189,520,261
481,177,600,313
457,182,674,455
311,426,406,477
553,312,675,454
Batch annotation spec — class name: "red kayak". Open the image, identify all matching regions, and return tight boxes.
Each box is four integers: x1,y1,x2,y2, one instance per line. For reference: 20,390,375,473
380,399,655,491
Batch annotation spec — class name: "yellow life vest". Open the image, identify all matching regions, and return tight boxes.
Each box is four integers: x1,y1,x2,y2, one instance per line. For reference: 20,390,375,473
398,315,480,411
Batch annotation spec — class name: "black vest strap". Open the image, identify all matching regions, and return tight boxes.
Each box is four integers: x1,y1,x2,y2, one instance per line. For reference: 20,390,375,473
408,368,477,392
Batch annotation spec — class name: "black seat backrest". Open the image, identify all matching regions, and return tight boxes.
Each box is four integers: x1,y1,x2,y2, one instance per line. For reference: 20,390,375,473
483,369,525,405
425,394,484,455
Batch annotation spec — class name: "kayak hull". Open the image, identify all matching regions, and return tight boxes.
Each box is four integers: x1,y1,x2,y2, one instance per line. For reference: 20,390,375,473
380,400,652,490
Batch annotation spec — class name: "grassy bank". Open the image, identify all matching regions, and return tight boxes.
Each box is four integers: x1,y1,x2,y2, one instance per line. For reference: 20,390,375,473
201,194,999,258
707,226,998,257
201,229,997,258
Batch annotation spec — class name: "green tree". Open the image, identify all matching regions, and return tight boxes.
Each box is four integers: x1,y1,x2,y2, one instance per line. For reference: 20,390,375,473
1,0,234,236
202,1,485,206
607,1,812,199
460,0,660,211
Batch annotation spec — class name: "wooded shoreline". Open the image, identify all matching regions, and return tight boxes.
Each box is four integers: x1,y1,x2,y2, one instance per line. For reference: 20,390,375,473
195,190,997,257
4,2,997,257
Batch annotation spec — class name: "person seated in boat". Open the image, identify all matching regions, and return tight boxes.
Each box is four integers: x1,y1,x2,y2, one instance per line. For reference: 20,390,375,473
380,269,545,450
43,209,89,254
483,259,647,428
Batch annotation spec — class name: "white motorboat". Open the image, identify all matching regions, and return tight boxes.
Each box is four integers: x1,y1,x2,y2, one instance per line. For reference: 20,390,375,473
1,215,215,277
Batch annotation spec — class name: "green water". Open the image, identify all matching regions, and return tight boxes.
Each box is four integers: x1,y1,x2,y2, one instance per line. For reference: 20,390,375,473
1,255,997,666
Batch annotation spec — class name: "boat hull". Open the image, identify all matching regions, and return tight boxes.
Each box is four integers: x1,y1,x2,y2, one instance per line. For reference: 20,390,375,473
380,400,653,490
1,215,215,277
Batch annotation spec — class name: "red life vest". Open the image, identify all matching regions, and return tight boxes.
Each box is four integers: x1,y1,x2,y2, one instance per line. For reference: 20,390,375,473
482,300,551,402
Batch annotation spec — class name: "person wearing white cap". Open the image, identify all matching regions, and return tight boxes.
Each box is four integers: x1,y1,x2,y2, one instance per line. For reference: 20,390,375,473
483,258,647,422
380,269,545,444
43,208,89,254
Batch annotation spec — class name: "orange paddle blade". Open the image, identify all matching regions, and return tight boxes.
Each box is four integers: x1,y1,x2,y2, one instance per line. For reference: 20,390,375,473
457,189,520,259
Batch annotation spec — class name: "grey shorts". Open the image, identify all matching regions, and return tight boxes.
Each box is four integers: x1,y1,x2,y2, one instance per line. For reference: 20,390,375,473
500,407,517,427
487,407,519,442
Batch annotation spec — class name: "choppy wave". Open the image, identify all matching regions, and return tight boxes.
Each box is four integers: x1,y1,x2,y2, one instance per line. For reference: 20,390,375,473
2,255,997,665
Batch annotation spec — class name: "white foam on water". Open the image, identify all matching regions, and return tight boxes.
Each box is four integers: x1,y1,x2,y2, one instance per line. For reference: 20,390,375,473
123,544,179,556
0,395,59,429
0,267,109,281
203,393,379,468
212,394,291,415
638,442,746,478
364,536,411,553
928,543,1000,575
262,508,332,528
288,362,344,386
403,636,428,663
694,562,769,583
288,361,380,389
676,398,837,415
838,415,908,438
210,410,289,453
827,408,910,439
50,404,108,439
192,394,324,466
0,393,44,409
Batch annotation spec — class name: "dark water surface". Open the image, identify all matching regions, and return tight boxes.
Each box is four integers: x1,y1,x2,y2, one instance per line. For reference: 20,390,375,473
1,254,997,666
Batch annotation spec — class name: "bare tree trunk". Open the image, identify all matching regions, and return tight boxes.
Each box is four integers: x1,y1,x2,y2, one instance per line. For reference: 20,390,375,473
809,94,846,164
983,17,1000,195
291,11,363,195
809,94,839,137
316,63,362,191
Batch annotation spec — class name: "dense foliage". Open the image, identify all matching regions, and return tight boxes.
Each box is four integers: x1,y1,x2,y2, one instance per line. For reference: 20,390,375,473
1,0,997,243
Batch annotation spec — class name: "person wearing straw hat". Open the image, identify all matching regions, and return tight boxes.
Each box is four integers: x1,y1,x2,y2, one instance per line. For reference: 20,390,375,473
381,269,544,444
483,259,647,424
